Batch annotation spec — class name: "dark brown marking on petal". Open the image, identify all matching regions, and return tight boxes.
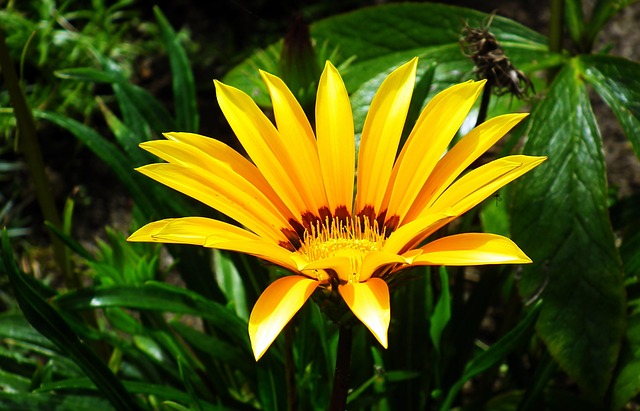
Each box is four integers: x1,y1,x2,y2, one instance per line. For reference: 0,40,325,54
278,239,297,252
284,222,304,249
318,206,332,222
383,214,400,237
357,205,376,227
333,205,351,223
301,211,322,230
375,209,387,229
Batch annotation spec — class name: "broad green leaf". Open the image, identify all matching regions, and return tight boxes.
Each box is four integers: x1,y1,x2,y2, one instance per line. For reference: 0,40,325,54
611,313,640,410
154,6,199,133
480,191,511,237
511,61,626,401
224,4,560,106
1,231,141,411
580,54,640,160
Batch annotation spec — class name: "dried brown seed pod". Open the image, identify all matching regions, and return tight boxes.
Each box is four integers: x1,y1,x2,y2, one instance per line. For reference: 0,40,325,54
460,14,533,99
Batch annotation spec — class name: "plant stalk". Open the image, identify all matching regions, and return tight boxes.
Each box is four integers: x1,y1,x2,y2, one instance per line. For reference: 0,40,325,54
0,29,72,287
548,0,564,83
284,325,297,411
329,325,353,411
475,80,493,128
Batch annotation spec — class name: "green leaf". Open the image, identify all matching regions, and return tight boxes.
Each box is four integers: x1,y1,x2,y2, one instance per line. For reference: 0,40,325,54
213,249,249,321
611,312,640,410
511,60,626,401
0,392,114,411
154,6,199,132
55,67,116,83
564,0,586,47
257,355,285,411
429,267,451,353
170,321,252,376
580,54,640,160
37,378,236,411
1,231,142,411
439,301,542,411
96,98,150,166
586,0,636,49
33,111,161,218
53,282,249,352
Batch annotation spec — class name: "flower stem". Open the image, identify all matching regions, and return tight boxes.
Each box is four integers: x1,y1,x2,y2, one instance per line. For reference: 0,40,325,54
329,325,352,411
284,325,297,411
475,80,493,128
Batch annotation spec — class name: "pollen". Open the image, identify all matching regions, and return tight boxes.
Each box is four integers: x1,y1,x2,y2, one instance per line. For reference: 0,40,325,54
299,217,386,283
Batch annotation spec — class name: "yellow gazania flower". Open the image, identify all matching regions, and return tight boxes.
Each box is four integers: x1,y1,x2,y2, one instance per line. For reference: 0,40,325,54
128,58,546,361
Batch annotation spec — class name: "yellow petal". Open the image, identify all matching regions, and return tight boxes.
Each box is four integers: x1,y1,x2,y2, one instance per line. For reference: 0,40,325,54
298,252,405,283
383,80,485,223
339,278,390,348
128,217,261,244
358,252,407,282
355,58,418,215
427,155,547,217
249,276,319,360
128,218,299,272
214,80,308,220
136,163,289,244
316,61,355,216
404,113,529,223
412,233,532,265
161,132,295,221
383,212,456,255
261,71,329,214
140,139,294,226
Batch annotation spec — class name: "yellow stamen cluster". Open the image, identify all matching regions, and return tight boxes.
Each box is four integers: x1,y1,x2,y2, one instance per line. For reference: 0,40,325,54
299,217,386,283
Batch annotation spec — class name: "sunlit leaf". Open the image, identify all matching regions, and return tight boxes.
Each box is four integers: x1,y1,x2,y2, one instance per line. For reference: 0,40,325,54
511,61,626,401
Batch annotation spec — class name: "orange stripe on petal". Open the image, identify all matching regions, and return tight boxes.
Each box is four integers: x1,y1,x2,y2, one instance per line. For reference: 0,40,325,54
140,139,296,225
339,278,390,348
136,163,289,244
404,113,529,223
249,276,319,360
127,217,261,245
316,61,355,215
129,218,298,272
384,81,485,222
214,80,308,220
162,132,295,221
355,58,417,215
383,212,456,255
413,233,532,265
260,71,329,214
427,155,547,217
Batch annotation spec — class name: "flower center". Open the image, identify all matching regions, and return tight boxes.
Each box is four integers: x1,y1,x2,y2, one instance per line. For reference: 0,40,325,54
299,217,386,283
